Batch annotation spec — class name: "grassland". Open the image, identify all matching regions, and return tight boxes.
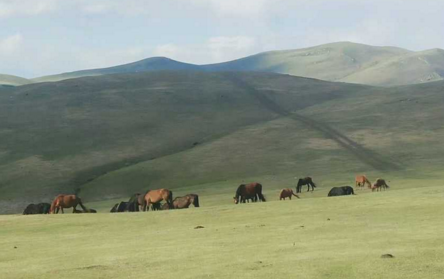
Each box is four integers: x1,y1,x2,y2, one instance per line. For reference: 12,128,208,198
1,72,444,213
1,184,444,279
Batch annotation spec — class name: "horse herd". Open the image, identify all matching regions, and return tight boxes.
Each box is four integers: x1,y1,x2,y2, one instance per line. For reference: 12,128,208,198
22,175,389,215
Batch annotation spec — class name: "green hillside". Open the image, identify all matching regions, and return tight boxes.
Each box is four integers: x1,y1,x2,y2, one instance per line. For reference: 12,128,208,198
341,48,444,86
0,74,32,86
1,71,444,213
31,42,444,86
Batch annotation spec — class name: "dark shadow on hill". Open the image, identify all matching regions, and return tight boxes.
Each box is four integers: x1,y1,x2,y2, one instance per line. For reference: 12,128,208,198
224,72,402,171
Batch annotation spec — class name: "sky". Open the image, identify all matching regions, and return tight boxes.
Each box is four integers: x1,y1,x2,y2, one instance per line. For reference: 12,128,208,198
1,0,443,78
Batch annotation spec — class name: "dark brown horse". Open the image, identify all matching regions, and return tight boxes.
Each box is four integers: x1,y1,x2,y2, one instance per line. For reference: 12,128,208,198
128,193,145,212
233,183,265,204
50,194,86,214
143,189,173,211
173,194,200,209
372,178,390,192
355,175,372,189
296,177,316,193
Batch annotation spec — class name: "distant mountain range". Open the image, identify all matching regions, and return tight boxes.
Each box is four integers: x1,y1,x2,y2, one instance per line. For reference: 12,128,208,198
0,74,32,86
3,42,444,86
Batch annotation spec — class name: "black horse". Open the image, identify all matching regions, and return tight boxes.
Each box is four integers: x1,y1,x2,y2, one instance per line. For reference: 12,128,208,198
328,186,355,197
23,203,51,215
296,177,317,193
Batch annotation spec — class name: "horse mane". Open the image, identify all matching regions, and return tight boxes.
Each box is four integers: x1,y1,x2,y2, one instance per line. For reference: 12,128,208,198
235,184,245,197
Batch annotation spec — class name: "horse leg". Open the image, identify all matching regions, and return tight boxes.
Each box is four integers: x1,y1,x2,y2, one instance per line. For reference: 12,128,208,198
146,201,151,211
61,207,64,214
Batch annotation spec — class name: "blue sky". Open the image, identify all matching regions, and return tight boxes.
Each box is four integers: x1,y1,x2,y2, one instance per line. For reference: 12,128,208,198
1,0,443,78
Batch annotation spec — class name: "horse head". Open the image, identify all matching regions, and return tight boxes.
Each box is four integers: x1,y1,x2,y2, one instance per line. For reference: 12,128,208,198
233,197,239,204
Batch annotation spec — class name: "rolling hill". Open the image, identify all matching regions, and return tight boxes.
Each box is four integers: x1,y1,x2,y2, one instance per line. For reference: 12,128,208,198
32,57,200,83
32,42,444,86
0,74,32,86
1,71,444,213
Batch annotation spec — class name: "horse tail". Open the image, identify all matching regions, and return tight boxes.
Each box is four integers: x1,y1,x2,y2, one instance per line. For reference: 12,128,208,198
168,190,173,206
194,195,200,207
256,183,266,202
78,197,87,211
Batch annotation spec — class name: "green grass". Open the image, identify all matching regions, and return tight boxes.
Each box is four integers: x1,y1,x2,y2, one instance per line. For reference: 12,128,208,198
2,185,444,278
2,72,444,213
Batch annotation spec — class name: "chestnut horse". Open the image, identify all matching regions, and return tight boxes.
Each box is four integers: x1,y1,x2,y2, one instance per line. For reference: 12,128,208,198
296,177,316,193
143,189,173,211
50,194,86,214
233,183,266,204
372,178,390,192
279,188,300,200
355,175,371,189
173,194,200,209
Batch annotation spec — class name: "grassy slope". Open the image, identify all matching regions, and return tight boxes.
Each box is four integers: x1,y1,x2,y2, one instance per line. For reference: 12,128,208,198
1,185,444,279
341,49,444,86
0,74,32,86
80,79,444,202
0,72,370,213
203,42,411,82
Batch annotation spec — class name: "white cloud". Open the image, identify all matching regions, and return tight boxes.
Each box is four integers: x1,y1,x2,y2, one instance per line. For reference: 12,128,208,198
0,0,58,17
207,36,257,62
189,0,273,17
0,33,23,53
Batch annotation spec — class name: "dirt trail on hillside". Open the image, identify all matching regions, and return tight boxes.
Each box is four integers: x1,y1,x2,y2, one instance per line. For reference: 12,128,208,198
224,73,401,171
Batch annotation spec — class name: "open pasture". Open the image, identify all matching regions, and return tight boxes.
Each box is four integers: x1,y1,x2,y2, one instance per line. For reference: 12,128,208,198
2,185,444,279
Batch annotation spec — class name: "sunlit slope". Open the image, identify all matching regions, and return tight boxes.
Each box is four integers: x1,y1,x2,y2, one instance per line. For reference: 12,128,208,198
0,71,369,213
203,42,411,82
0,74,32,86
341,49,444,86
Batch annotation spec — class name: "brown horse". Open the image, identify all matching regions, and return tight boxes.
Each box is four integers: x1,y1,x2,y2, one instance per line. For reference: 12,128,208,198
173,194,200,209
279,188,300,200
296,177,316,193
143,189,173,211
355,175,371,189
50,194,86,214
233,183,265,204
372,178,390,192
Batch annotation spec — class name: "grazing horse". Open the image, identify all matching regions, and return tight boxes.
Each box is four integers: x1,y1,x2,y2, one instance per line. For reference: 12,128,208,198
173,194,200,209
127,193,145,212
372,178,390,192
328,186,355,197
143,189,173,211
233,183,266,204
50,195,87,214
296,177,316,193
23,203,51,215
355,175,371,189
279,188,300,200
